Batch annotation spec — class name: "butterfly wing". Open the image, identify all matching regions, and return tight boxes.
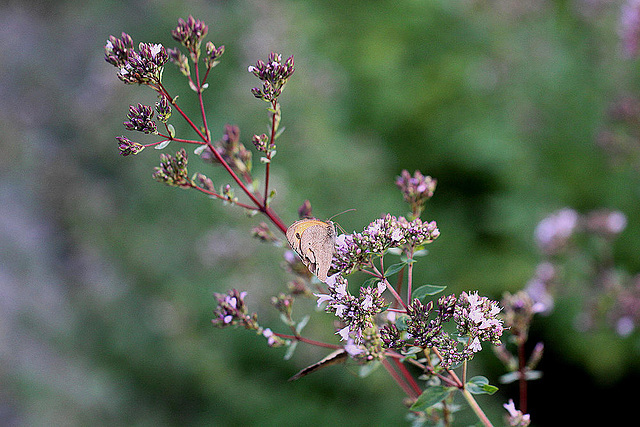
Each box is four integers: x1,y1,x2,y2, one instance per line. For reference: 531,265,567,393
286,219,336,282
300,222,336,281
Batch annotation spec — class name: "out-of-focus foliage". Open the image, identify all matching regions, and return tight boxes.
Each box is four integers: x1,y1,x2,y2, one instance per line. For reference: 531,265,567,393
2,0,640,425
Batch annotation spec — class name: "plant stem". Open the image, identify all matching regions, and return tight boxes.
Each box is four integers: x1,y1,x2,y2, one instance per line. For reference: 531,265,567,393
381,357,419,399
194,61,211,141
157,84,288,233
518,339,527,413
461,388,493,427
263,100,278,206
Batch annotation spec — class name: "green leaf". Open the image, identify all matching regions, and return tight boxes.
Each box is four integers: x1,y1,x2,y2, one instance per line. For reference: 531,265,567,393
402,346,424,356
284,341,298,361
466,376,498,395
194,144,207,155
295,315,310,335
274,126,286,140
395,314,409,331
357,361,380,378
362,277,381,288
167,124,176,138
413,249,429,257
384,262,407,277
155,140,171,150
499,370,543,384
410,386,453,411
412,284,447,300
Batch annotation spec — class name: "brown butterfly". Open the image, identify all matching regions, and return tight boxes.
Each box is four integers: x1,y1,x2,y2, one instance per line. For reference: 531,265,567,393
286,218,337,282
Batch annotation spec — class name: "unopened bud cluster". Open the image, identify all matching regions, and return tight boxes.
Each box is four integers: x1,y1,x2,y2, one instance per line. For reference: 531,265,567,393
249,52,295,102
105,34,168,85
200,125,252,176
396,170,437,219
153,148,192,188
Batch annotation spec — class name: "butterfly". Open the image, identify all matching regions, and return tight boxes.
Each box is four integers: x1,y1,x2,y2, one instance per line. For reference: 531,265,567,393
286,218,337,282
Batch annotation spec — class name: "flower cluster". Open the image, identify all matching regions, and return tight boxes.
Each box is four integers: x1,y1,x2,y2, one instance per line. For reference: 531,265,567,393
534,208,578,255
155,96,172,123
105,34,168,86
344,332,386,363
200,125,252,176
205,41,225,69
124,103,157,134
152,148,192,188
315,274,386,343
252,133,271,153
332,214,440,275
454,291,504,350
168,47,190,77
503,399,531,426
171,15,208,59
104,32,134,68
212,289,259,330
620,0,640,58
116,136,144,156
535,208,628,256
248,52,295,102
251,222,278,243
395,170,437,219
501,290,545,344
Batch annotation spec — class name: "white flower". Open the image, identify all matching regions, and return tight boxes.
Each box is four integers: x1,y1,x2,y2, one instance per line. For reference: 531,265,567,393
149,43,163,58
337,325,351,341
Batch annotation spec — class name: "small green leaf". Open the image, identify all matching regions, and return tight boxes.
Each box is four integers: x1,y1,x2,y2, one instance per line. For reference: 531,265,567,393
498,371,520,384
410,386,453,411
260,156,270,164
266,189,276,206
167,124,176,138
402,346,424,356
466,376,498,395
412,284,447,300
395,314,409,331
295,315,310,334
274,126,286,140
284,341,298,361
357,361,380,378
384,262,406,277
194,144,207,155
201,83,209,90
413,249,428,257
155,140,171,150
499,370,542,384
362,277,381,288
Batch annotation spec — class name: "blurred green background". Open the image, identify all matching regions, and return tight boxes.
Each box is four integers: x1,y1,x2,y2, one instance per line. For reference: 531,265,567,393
3,0,640,425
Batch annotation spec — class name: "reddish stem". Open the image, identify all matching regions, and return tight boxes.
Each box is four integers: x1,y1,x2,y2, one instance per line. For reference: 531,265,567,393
156,84,288,233
194,61,211,141
272,332,341,350
518,340,528,413
263,100,278,206
381,357,419,399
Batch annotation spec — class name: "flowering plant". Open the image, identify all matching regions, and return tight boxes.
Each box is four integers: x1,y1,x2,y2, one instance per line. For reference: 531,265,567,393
104,16,530,426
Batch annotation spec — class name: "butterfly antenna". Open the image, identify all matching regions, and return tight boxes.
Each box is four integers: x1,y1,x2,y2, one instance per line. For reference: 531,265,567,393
328,208,356,221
